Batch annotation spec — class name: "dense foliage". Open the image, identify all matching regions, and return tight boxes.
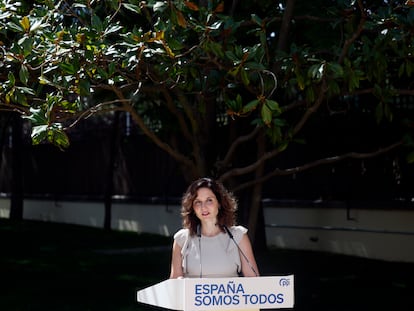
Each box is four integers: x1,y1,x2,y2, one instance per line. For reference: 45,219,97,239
1,1,414,234
1,0,414,175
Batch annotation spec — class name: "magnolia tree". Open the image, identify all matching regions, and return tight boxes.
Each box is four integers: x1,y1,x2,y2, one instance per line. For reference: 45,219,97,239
1,0,414,240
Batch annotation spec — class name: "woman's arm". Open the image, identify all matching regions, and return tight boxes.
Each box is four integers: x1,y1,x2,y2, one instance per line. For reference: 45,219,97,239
238,234,260,277
169,240,184,278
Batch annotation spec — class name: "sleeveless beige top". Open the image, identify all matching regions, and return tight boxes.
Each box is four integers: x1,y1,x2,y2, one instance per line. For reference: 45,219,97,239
173,225,247,278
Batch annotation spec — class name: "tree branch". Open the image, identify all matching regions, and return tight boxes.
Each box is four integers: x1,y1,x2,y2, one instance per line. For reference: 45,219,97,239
233,140,403,192
220,79,328,183
61,85,198,176
123,101,197,175
140,85,194,143
0,104,30,115
337,0,367,64
292,78,328,135
277,0,296,52
217,126,261,171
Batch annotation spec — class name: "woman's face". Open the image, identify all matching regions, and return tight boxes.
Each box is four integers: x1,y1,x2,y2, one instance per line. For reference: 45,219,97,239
192,187,219,223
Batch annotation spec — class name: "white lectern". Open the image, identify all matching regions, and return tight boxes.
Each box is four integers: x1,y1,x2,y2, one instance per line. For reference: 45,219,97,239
137,275,294,310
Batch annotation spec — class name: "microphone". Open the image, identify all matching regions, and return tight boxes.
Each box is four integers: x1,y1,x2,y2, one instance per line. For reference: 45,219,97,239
196,223,201,237
223,225,258,277
197,224,202,278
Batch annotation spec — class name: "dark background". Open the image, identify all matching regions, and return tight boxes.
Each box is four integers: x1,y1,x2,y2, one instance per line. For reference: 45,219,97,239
1,95,413,203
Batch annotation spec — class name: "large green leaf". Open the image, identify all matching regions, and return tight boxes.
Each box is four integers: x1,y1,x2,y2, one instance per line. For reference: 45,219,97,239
261,101,272,126
19,64,29,85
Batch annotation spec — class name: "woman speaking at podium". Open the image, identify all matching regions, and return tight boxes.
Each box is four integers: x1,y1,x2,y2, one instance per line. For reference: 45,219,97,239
170,177,260,279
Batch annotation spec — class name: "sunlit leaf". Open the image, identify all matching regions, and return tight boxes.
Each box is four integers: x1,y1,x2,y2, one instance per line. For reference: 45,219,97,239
29,19,44,33
122,3,141,13
308,63,324,80
48,127,70,150
25,107,48,125
14,89,29,106
0,11,12,19
31,125,48,144
19,64,29,85
153,1,167,12
7,21,24,32
20,16,30,32
104,24,123,36
39,75,52,85
16,86,35,95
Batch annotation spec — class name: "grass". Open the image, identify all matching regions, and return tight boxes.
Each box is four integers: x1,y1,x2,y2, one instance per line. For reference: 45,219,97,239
0,219,171,311
1,218,413,311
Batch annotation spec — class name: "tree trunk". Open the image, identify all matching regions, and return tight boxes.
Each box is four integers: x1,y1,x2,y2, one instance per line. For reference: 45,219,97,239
0,114,11,184
103,111,121,230
277,0,296,52
9,114,24,220
247,130,266,249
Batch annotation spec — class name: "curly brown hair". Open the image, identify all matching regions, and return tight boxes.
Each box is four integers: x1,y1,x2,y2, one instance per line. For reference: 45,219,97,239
181,177,238,236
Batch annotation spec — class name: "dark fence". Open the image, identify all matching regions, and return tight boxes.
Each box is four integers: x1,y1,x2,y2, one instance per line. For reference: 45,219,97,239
1,98,414,203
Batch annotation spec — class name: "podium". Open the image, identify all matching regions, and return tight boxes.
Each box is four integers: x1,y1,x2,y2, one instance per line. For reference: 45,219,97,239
137,275,294,310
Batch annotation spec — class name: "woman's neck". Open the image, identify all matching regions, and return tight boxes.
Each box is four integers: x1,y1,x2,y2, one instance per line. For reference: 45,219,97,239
201,221,221,237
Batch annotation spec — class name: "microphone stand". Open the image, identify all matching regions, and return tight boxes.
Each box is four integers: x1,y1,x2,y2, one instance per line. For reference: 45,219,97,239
197,224,202,278
223,225,258,277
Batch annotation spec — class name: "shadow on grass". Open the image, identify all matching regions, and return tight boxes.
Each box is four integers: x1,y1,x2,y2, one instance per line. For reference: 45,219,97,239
1,219,413,311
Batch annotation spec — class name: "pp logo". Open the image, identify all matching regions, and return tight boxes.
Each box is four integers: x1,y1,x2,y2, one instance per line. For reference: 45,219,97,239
279,278,290,287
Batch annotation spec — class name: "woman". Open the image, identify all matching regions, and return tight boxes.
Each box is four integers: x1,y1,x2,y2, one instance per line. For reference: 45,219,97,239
170,177,259,278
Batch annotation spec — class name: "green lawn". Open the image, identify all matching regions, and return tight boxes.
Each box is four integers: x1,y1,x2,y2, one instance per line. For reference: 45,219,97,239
0,219,171,311
1,218,413,311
